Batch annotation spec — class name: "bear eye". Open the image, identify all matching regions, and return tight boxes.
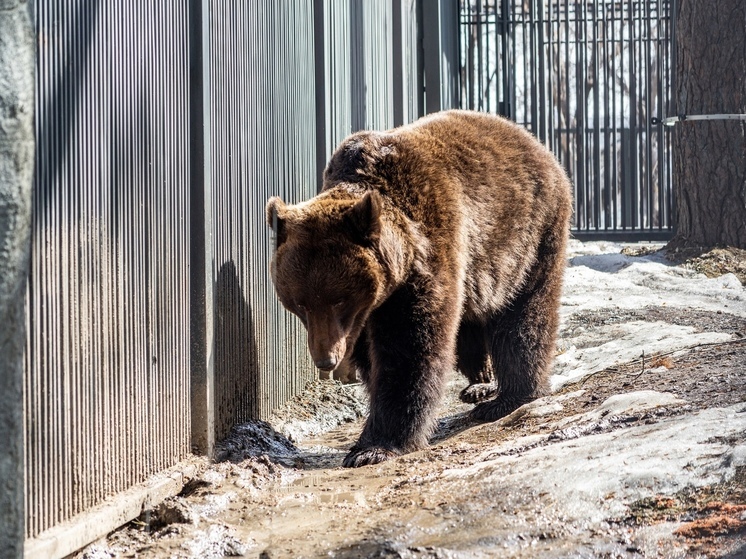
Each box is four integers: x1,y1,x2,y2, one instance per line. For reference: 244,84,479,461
296,303,308,312
332,300,345,309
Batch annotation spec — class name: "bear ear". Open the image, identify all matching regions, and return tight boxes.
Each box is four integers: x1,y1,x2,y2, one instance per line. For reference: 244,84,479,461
266,197,288,248
345,191,382,246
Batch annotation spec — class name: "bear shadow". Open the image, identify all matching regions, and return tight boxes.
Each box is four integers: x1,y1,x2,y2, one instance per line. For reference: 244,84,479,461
213,260,261,449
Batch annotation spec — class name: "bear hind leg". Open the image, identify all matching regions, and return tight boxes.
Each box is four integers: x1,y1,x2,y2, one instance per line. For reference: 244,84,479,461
456,320,498,404
471,234,565,422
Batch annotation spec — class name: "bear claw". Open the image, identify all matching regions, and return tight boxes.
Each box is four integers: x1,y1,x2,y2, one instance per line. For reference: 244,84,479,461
459,382,499,404
343,447,398,468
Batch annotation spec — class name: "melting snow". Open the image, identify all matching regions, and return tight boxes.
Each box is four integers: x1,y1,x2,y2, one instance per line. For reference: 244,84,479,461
553,241,745,388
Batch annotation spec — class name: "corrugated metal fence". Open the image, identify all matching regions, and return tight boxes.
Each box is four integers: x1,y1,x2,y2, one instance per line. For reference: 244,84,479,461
317,0,430,164
24,0,457,554
459,0,675,239
206,0,319,444
28,0,192,539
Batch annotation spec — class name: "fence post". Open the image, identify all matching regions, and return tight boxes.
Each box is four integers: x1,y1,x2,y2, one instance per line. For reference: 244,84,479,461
314,0,326,191
422,2,442,114
0,1,34,555
392,0,404,126
422,0,459,113
189,0,214,456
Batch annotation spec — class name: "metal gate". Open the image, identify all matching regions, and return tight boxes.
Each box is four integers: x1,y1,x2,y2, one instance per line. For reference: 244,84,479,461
459,0,675,238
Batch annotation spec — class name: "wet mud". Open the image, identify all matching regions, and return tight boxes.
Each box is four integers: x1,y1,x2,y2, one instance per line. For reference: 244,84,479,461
78,336,746,559
75,244,746,559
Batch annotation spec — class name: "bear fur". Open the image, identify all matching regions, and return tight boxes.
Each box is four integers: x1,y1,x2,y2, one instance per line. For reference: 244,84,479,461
266,110,572,467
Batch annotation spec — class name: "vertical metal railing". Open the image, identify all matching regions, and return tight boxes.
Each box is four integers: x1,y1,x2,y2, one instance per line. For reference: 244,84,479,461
25,0,460,551
28,0,192,539
207,1,318,437
459,0,674,239
317,0,443,175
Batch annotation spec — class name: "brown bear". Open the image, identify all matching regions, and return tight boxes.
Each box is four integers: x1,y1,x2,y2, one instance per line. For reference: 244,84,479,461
266,110,572,467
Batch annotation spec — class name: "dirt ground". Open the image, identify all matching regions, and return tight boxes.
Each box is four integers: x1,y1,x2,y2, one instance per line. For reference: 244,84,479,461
75,246,746,559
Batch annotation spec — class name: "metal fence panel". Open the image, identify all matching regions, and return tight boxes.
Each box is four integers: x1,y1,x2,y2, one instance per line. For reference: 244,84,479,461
320,0,423,166
400,0,425,123
459,0,674,238
208,1,317,436
24,0,445,548
27,0,191,538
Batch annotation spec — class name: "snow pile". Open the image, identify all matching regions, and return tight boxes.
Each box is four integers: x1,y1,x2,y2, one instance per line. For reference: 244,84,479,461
553,241,745,388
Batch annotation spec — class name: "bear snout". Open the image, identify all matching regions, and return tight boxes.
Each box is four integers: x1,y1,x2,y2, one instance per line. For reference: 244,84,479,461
314,356,339,371
306,317,347,372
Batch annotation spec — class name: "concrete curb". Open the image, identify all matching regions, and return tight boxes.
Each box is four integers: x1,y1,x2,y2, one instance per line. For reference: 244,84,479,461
24,459,203,559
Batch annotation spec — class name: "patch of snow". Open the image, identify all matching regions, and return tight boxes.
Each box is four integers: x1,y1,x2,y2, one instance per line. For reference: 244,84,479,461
191,492,237,519
78,544,116,559
554,391,687,430
269,382,367,443
552,320,731,389
444,403,746,523
553,241,745,387
498,390,586,427
562,240,746,318
182,524,249,558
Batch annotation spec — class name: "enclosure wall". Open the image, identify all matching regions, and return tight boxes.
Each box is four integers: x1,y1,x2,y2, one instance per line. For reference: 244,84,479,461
27,1,192,539
24,0,456,554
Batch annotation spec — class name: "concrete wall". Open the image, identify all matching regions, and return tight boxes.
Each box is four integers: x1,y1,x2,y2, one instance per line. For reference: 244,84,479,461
0,0,34,556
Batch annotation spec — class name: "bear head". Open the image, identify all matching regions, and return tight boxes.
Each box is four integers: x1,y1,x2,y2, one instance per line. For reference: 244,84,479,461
266,191,387,372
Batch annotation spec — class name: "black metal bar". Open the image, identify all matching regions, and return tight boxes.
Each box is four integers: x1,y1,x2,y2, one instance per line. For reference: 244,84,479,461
629,0,638,229
563,0,571,216
349,1,366,129
392,0,404,126
575,1,586,229
506,0,515,119
415,0,425,118
423,0,442,113
314,0,326,189
546,0,555,148
572,229,673,242
189,0,214,457
592,2,601,229
645,0,654,229
602,1,611,229
537,0,547,142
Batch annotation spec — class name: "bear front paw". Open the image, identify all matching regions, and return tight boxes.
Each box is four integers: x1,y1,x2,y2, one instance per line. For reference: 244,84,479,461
459,382,499,404
342,447,398,468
